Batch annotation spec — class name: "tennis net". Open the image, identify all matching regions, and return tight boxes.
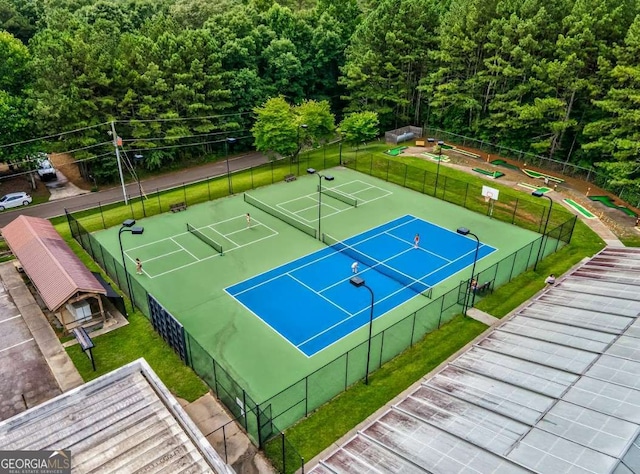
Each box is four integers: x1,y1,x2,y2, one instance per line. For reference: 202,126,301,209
244,193,317,239
323,233,432,298
318,185,357,207
187,223,223,254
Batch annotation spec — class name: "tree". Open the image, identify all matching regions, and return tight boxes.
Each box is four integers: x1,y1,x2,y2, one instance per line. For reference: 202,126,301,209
337,111,379,148
583,15,640,191
252,96,298,160
252,96,336,160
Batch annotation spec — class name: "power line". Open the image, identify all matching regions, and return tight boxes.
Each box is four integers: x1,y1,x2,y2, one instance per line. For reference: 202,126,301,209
120,129,249,143
115,111,253,124
123,135,252,154
0,122,111,149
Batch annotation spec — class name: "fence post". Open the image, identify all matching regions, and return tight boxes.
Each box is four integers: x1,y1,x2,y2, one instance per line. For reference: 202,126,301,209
98,202,106,229
281,433,286,474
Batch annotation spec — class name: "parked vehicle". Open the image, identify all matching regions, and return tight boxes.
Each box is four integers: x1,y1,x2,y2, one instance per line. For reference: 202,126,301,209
34,153,57,182
0,192,32,211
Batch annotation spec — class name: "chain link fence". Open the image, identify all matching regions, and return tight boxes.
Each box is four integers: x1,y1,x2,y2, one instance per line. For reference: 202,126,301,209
65,142,576,473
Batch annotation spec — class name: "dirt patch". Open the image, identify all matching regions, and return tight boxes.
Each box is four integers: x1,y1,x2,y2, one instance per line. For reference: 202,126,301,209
406,144,640,241
49,153,90,189
0,173,50,201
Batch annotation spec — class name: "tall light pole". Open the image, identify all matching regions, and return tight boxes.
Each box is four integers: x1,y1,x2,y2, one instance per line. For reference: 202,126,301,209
295,124,308,174
456,227,480,316
118,219,144,315
434,140,445,197
350,276,375,385
225,137,237,195
532,191,553,271
316,172,325,239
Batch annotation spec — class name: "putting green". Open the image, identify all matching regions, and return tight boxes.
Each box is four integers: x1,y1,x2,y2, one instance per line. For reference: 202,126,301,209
564,199,597,219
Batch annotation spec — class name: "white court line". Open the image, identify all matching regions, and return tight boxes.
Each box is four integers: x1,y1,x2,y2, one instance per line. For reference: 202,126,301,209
141,248,187,263
0,315,21,324
287,274,352,316
127,214,249,252
385,232,453,263
232,217,419,297
0,338,34,353
150,231,278,279
299,268,427,349
172,236,199,261
222,285,313,358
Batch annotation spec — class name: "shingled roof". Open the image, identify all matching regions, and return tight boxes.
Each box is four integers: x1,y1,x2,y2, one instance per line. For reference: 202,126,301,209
1,215,106,312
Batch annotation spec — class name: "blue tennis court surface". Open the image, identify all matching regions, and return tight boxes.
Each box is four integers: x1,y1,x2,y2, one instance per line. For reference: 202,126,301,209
226,215,496,356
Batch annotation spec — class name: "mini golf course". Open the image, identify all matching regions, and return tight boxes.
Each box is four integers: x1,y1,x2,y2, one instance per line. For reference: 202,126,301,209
589,195,637,217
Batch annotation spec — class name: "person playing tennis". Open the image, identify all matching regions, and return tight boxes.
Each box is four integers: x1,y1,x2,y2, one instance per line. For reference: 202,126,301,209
414,233,420,249
246,213,251,228
135,258,143,275
351,261,359,273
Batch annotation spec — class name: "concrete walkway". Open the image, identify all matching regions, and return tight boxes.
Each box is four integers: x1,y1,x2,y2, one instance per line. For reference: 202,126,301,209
466,308,500,327
182,394,276,474
0,263,83,394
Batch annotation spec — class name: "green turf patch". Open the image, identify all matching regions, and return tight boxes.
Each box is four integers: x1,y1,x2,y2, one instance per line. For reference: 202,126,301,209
522,168,564,183
491,159,520,171
384,146,408,156
563,199,597,219
589,195,637,217
421,152,450,162
441,144,454,149
517,183,551,193
472,168,504,179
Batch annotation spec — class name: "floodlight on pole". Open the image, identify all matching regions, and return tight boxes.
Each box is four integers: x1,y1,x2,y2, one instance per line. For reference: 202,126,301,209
118,219,145,315
225,137,237,195
349,276,375,385
316,173,325,239
456,227,480,316
532,191,553,271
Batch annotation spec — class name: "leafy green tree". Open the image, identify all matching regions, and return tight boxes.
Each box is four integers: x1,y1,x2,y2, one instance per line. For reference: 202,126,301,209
583,15,640,190
342,0,440,129
252,96,336,160
295,99,336,148
337,111,379,148
252,96,298,160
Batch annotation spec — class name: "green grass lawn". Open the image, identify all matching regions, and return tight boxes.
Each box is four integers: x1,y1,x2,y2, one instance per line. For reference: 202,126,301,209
66,311,208,402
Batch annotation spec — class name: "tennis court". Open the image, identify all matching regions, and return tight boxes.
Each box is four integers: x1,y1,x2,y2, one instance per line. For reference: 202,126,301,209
93,167,539,401
227,215,495,356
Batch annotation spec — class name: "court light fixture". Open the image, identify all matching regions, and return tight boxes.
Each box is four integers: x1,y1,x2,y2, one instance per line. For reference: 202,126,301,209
456,227,480,316
349,276,375,385
118,219,145,316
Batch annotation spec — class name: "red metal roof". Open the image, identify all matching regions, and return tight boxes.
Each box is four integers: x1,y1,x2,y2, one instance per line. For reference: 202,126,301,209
1,215,106,311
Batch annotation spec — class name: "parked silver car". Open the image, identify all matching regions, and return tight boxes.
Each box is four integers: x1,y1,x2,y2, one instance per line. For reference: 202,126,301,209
0,192,32,211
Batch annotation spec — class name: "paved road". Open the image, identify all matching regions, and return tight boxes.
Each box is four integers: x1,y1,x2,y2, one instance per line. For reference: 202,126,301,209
0,151,270,228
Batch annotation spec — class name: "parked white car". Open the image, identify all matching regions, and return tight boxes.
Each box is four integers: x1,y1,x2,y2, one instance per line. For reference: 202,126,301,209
0,192,32,211
34,153,57,181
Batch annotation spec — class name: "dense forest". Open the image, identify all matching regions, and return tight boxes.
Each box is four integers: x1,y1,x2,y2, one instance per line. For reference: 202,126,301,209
1,0,639,190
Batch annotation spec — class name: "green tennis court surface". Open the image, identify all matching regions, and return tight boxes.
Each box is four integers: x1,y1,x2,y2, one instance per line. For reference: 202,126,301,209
93,168,541,402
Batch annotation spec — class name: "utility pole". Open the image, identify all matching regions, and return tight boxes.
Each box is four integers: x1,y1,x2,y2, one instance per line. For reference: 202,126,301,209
110,121,128,205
